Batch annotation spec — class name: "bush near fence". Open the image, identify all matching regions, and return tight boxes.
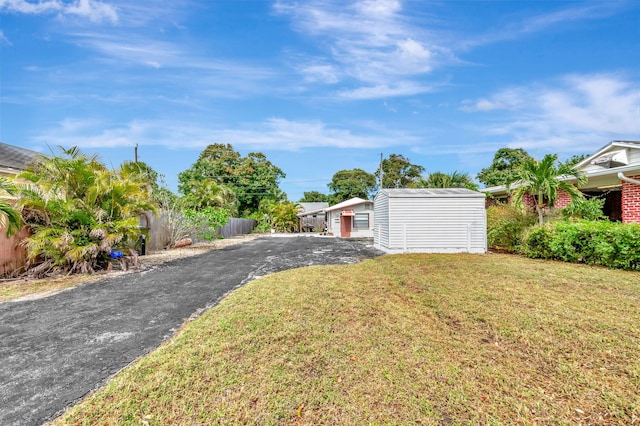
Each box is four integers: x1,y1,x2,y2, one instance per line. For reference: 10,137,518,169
523,220,640,270
146,214,257,251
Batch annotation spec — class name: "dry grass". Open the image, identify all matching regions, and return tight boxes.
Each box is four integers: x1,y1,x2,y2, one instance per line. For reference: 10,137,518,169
55,253,639,425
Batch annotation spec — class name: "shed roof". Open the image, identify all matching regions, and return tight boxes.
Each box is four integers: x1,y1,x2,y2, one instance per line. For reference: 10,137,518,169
0,142,41,171
377,188,485,198
325,197,372,212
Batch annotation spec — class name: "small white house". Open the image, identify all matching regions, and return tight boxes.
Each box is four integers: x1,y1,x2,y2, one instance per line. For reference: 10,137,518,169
325,197,374,238
374,188,486,253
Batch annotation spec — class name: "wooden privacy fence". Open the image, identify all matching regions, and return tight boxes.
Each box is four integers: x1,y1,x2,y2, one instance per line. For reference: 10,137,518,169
218,218,257,239
0,215,258,274
145,214,257,252
0,226,29,277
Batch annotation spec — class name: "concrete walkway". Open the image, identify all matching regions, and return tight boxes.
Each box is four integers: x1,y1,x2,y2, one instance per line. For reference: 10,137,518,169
0,236,382,426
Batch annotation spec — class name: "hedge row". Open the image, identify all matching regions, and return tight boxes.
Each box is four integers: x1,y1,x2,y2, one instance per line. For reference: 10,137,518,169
523,220,640,270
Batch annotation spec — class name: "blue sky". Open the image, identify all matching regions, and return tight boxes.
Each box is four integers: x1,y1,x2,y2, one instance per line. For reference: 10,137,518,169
1,0,639,201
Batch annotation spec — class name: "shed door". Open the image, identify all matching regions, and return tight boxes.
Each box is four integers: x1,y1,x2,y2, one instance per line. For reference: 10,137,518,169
340,216,352,237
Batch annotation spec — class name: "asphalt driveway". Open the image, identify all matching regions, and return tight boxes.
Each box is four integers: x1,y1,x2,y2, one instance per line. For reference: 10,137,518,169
0,235,382,426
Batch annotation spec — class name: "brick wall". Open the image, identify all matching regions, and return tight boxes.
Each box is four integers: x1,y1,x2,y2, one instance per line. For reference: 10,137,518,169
622,175,640,224
554,190,573,208
523,193,536,210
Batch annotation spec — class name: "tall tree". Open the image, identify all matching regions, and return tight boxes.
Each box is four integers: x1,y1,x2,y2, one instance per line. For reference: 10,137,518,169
509,154,587,225
299,191,330,203
180,178,238,215
560,154,588,169
477,148,533,187
378,154,425,188
178,144,285,215
0,177,22,237
416,171,479,190
328,169,377,204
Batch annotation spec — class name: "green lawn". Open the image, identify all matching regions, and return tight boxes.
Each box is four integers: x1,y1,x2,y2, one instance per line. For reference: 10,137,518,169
56,253,639,425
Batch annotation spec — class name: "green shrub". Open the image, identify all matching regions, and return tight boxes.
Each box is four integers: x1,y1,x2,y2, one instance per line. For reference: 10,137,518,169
184,207,230,242
561,198,607,221
522,220,640,270
486,204,536,252
521,225,554,259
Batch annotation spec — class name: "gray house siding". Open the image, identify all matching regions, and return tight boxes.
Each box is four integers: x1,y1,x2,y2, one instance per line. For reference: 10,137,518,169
374,189,486,254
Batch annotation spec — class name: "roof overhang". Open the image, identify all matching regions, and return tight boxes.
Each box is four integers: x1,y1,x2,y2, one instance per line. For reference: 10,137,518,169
575,140,640,170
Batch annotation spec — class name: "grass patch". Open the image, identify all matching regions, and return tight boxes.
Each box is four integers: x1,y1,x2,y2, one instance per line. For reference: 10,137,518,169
56,254,639,425
0,275,95,302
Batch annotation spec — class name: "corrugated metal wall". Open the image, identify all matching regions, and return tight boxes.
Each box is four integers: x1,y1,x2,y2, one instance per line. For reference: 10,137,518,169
388,198,486,253
374,190,487,254
373,192,389,248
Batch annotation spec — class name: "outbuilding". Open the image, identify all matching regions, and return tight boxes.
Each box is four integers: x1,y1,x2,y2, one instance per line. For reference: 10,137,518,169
325,197,374,238
373,188,486,253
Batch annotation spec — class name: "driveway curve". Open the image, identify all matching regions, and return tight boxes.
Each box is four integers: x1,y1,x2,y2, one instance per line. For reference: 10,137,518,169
0,235,382,426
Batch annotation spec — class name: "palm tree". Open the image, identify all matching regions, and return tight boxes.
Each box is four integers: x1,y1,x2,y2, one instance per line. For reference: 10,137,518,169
271,201,301,233
415,171,479,190
18,146,158,276
509,154,587,225
0,177,23,237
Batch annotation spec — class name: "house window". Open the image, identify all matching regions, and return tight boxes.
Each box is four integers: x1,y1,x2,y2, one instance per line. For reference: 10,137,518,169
354,213,369,229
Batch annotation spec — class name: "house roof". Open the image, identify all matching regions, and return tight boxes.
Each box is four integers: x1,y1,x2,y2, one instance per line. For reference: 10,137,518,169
482,140,640,195
574,140,640,170
324,197,372,212
0,142,41,172
298,202,329,213
377,188,485,198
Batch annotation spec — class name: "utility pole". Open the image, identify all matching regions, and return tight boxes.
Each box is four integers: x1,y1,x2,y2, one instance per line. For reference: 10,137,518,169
134,144,138,162
379,152,384,189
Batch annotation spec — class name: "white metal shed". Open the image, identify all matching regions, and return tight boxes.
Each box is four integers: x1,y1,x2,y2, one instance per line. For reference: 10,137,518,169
374,188,487,254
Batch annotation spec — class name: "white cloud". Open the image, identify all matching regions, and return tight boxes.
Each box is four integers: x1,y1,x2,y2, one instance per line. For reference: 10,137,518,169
460,1,629,49
66,0,117,23
459,88,527,112
0,29,12,45
34,117,418,151
297,62,341,84
337,81,433,100
0,0,118,24
461,73,640,153
274,0,451,98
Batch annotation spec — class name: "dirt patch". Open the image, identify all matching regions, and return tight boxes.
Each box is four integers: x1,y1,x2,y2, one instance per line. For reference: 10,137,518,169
138,234,263,268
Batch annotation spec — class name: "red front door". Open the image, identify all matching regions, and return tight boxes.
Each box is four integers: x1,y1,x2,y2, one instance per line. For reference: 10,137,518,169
340,216,352,237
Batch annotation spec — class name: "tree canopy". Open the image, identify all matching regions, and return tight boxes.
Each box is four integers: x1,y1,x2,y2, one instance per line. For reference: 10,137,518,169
178,144,285,216
415,171,479,190
299,191,330,203
378,154,425,189
328,168,377,204
477,148,533,187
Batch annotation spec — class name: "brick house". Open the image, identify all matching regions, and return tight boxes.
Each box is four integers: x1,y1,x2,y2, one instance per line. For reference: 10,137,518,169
482,140,640,224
